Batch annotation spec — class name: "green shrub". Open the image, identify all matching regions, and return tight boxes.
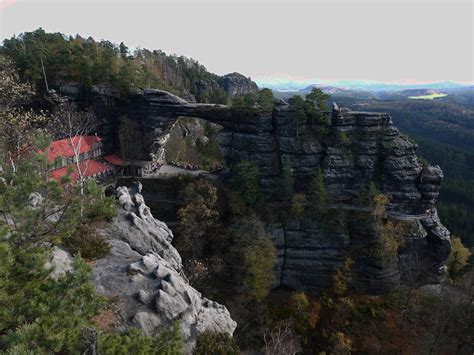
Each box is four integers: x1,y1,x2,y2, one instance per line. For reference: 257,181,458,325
99,328,154,354
86,197,118,221
195,331,239,355
0,248,104,353
83,181,118,222
196,123,222,170
65,224,111,260
99,322,182,354
338,132,351,145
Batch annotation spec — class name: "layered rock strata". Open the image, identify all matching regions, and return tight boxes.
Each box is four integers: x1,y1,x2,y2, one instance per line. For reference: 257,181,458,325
90,89,451,293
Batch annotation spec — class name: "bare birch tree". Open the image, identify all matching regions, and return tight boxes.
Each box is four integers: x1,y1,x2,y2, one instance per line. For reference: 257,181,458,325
51,101,102,195
263,320,302,355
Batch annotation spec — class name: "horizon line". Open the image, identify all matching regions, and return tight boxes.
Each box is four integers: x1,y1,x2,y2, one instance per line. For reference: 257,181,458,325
253,74,473,86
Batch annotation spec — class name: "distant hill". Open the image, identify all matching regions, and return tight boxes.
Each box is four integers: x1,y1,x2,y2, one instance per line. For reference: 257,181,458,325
272,84,473,105
257,77,470,93
272,84,375,102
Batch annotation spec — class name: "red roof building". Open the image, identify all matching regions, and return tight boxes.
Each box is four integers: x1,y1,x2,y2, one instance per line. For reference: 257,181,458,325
47,135,125,184
47,135,102,163
51,159,113,183
103,154,125,166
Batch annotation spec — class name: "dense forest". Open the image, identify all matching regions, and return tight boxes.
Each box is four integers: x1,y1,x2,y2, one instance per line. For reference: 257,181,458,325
1,28,229,103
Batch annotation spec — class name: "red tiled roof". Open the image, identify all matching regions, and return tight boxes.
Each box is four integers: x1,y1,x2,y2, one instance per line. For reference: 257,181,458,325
51,159,112,183
103,154,125,166
47,135,102,162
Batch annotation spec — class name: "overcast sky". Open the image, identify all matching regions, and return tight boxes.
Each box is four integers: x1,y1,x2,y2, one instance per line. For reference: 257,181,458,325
1,0,473,84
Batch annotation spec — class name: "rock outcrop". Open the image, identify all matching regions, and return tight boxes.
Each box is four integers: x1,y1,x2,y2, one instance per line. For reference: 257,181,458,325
89,89,451,294
46,246,74,280
217,72,259,98
91,182,236,351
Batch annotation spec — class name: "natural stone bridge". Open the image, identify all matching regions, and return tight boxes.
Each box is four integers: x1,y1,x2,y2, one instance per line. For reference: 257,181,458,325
91,88,451,294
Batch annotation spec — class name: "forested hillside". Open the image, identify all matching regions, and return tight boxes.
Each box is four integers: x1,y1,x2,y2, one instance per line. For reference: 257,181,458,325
1,28,231,103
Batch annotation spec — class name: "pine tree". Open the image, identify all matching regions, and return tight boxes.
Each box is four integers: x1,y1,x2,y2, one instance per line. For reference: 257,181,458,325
280,159,294,203
230,160,261,207
257,88,275,112
288,95,305,138
305,87,330,129
308,168,328,218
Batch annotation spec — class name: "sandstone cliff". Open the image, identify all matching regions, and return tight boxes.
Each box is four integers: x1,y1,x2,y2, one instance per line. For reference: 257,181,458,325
90,89,451,294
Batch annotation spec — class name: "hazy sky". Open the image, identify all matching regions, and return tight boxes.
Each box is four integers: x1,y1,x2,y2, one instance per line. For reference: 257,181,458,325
1,0,473,83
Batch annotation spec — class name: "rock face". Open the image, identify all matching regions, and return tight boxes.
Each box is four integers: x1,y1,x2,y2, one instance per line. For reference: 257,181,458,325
90,90,451,294
217,72,259,98
91,182,237,350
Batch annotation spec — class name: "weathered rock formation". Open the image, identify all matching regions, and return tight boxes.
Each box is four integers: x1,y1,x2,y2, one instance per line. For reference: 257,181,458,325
90,182,237,350
217,72,259,98
89,89,451,294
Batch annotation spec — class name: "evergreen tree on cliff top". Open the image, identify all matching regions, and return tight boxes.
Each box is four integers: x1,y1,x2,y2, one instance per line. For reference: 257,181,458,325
305,87,330,128
1,28,229,103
